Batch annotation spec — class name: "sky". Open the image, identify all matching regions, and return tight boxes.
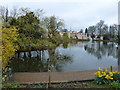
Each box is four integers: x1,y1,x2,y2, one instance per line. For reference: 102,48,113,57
0,0,119,31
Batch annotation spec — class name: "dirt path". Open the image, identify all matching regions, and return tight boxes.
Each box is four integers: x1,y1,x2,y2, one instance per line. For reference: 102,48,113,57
10,67,118,84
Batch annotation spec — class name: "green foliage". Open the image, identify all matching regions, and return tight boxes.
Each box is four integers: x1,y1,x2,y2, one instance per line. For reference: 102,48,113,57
62,33,69,42
50,32,62,45
62,33,70,48
3,83,20,88
36,83,46,88
110,81,120,89
112,73,120,82
17,11,45,39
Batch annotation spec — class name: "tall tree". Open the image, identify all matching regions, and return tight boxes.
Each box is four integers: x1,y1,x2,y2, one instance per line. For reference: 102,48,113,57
0,6,9,22
44,16,64,38
85,28,88,33
79,29,83,33
96,20,104,36
88,25,96,35
109,24,118,39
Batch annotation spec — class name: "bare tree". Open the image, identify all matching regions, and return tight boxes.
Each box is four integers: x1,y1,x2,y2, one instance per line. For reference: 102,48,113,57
10,6,18,18
88,25,96,35
96,20,104,36
0,6,9,22
34,9,44,20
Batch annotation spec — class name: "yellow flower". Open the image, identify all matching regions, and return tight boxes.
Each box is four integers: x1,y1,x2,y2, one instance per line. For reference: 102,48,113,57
94,72,97,75
105,75,112,79
102,72,106,76
4,75,7,77
98,67,102,71
98,74,102,77
104,68,108,72
109,72,113,76
2,77,5,81
110,78,113,80
97,71,101,74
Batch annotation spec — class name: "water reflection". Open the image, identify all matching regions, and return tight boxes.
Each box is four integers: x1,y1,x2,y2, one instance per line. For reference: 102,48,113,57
84,41,118,60
9,48,72,72
8,41,118,72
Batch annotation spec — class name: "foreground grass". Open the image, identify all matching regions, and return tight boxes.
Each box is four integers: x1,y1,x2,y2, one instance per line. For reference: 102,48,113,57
2,81,116,89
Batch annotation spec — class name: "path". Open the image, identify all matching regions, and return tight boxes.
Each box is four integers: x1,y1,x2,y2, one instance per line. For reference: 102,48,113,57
10,67,118,84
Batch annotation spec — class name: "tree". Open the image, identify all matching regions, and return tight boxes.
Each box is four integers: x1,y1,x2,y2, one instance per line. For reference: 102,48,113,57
10,6,18,18
17,11,46,38
79,29,83,33
109,24,118,39
34,9,44,20
0,6,9,22
88,25,96,35
96,20,104,36
62,29,68,32
91,34,95,40
96,20,108,36
2,24,18,69
44,16,64,38
85,28,88,33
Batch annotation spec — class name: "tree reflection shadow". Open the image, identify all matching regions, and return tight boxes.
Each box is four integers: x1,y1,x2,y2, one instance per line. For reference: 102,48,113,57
9,48,72,72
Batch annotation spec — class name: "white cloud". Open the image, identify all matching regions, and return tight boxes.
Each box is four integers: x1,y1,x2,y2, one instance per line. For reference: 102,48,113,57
0,0,119,2
0,0,119,31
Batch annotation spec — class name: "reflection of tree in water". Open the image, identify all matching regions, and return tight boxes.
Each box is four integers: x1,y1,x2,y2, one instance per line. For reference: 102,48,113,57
9,48,72,72
84,42,118,59
48,48,72,72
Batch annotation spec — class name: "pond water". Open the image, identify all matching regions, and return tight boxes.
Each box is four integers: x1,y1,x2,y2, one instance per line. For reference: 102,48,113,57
9,41,118,72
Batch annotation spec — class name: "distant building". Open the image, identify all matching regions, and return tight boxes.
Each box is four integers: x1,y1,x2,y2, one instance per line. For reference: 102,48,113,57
60,31,90,40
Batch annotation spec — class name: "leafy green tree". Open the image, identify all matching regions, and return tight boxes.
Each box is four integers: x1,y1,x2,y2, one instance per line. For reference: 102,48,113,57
62,33,69,48
44,16,64,38
50,32,62,45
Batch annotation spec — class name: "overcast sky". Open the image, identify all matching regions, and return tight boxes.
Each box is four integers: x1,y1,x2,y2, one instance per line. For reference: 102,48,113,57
0,0,119,31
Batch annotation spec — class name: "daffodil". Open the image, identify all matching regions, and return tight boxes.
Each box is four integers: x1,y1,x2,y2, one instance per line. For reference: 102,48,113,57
109,72,113,76
104,68,108,72
105,75,112,79
4,75,7,78
2,77,5,81
98,67,102,71
102,72,106,76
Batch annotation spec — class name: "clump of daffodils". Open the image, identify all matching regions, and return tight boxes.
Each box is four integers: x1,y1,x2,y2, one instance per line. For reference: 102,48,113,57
94,67,120,85
2,75,7,81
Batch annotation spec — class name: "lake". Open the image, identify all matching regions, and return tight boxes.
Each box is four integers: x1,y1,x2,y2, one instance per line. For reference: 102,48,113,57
9,41,118,72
